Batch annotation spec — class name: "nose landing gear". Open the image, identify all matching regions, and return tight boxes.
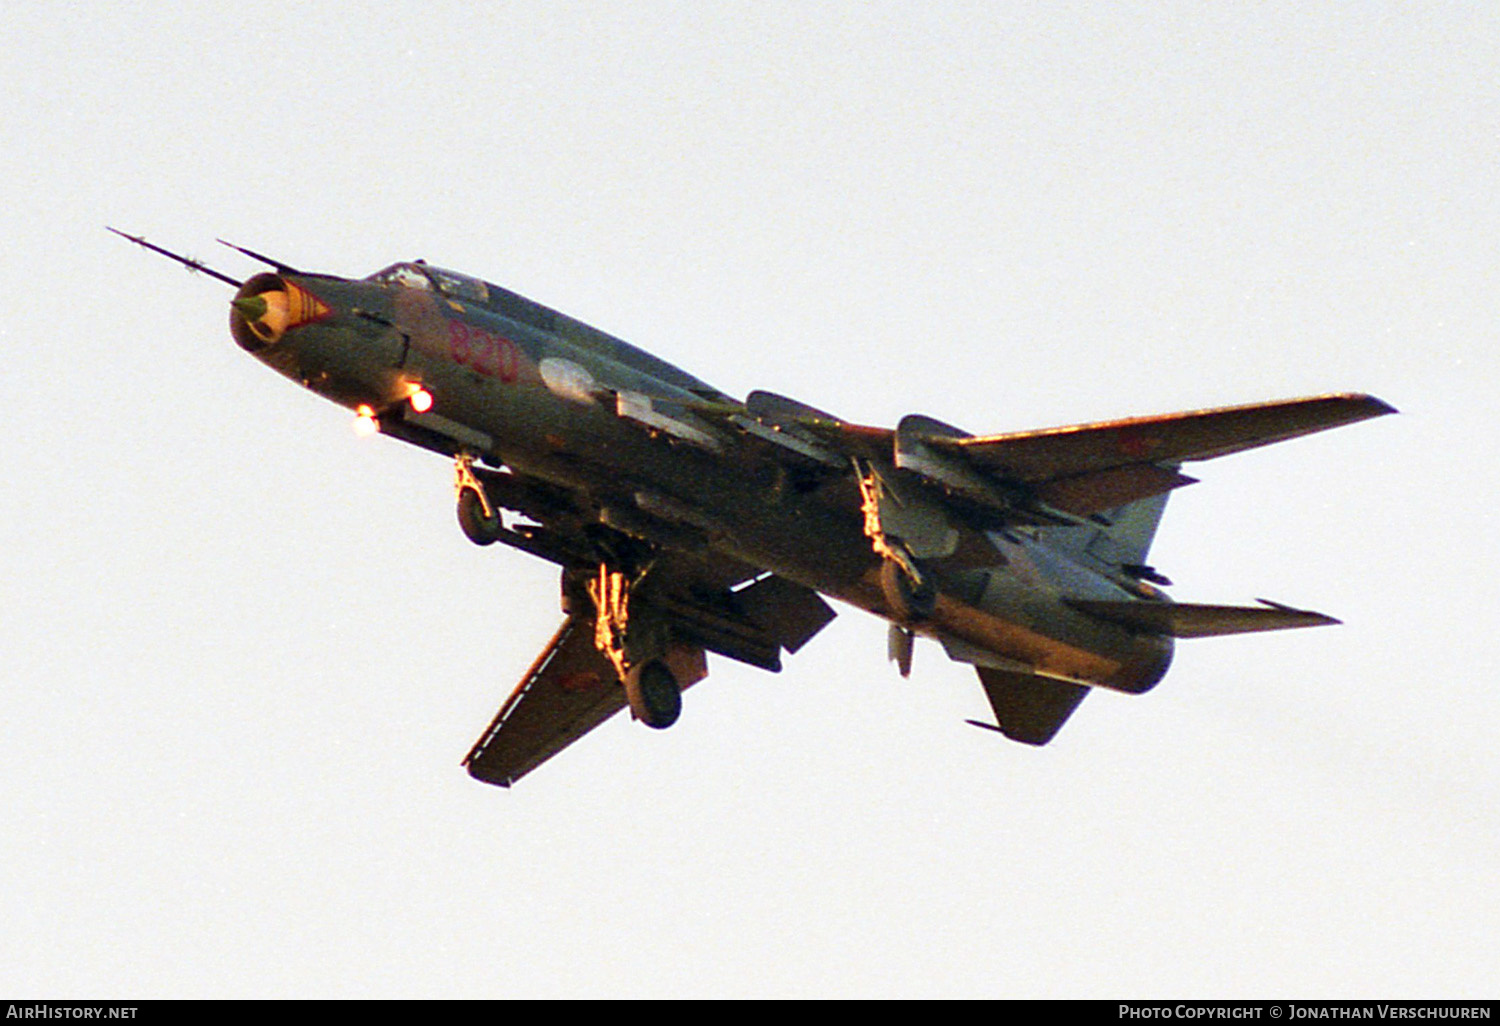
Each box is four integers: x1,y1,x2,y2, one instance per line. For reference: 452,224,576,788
454,451,503,545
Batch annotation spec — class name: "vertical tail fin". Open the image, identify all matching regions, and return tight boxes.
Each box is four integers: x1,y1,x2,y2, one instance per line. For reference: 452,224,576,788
1086,489,1173,567
1040,488,1173,578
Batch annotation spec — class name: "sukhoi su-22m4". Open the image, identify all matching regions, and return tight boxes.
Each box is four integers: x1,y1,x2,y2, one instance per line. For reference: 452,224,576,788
115,230,1396,788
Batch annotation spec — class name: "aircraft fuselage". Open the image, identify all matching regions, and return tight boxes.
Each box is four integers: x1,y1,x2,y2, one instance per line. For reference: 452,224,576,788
230,265,1172,695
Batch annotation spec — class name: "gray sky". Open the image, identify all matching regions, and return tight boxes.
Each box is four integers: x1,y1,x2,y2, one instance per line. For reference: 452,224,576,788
2,2,1495,998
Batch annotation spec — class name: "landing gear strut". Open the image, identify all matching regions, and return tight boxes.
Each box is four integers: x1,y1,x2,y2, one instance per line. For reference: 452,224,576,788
586,564,682,728
454,451,502,545
856,459,938,624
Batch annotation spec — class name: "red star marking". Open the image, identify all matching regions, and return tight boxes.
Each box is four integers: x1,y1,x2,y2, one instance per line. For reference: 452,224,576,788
1116,426,1157,458
558,671,603,693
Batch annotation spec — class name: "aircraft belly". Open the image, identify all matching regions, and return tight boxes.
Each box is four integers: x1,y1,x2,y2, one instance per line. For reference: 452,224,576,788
428,376,868,575
932,579,1173,694
722,520,1170,694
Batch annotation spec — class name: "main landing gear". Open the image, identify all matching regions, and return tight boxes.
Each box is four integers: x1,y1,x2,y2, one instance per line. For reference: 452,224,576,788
879,549,937,624
625,660,682,729
855,460,938,625
586,564,682,728
451,450,692,729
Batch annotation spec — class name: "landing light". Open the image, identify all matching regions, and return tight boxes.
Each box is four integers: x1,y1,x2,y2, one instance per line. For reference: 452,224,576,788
354,405,379,437
409,387,434,413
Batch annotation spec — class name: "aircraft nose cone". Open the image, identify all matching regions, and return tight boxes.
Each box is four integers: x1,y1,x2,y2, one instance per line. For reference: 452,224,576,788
229,276,330,352
231,295,268,321
230,276,291,351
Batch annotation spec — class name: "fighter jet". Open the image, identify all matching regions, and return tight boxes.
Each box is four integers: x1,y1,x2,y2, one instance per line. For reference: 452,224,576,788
113,229,1395,787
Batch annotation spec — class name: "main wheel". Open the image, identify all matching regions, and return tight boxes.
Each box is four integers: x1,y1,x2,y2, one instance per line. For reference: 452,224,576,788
457,487,502,545
880,556,937,623
625,660,682,729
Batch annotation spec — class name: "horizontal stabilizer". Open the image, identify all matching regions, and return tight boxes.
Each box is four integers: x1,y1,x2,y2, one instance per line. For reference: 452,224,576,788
973,667,1090,745
1068,598,1340,638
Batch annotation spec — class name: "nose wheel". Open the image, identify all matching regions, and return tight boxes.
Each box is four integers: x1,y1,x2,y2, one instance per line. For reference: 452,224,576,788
454,451,502,545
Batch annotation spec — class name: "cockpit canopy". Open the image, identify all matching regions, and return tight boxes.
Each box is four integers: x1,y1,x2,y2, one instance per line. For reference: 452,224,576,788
367,260,735,402
367,261,490,305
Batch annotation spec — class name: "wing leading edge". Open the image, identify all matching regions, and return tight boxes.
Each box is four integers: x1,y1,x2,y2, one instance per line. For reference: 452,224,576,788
937,392,1395,486
463,615,627,788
